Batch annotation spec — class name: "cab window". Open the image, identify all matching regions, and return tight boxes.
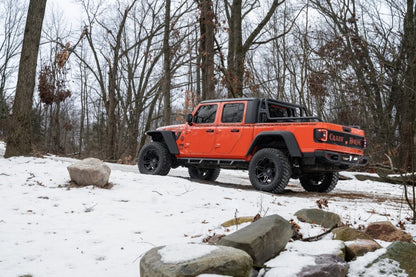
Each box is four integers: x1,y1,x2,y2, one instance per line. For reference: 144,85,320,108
269,104,288,118
222,103,245,123
193,104,218,123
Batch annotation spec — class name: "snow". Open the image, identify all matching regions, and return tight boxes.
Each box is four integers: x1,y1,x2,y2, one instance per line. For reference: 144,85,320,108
263,240,345,276
158,244,218,263
348,248,408,277
0,141,415,276
277,239,345,257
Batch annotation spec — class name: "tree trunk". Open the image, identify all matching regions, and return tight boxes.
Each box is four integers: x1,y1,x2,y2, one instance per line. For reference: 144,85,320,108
199,0,216,100
162,0,172,125
401,0,416,167
139,91,161,152
226,0,243,98
5,0,47,158
54,102,61,153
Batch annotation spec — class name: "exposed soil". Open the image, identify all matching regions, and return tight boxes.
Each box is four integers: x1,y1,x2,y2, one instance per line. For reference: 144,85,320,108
175,175,406,205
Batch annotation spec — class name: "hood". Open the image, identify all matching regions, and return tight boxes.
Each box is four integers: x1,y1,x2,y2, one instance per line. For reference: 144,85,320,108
157,124,186,132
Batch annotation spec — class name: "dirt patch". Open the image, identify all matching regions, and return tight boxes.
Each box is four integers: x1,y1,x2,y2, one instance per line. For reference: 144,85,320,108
62,181,114,190
174,175,406,204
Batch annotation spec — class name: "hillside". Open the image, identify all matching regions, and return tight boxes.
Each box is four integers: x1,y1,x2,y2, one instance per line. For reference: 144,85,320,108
0,141,415,276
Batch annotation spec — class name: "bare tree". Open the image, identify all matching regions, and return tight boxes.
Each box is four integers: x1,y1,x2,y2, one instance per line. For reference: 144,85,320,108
37,44,72,153
308,0,399,162
221,0,285,97
73,0,194,159
0,0,27,136
75,0,138,160
5,0,47,158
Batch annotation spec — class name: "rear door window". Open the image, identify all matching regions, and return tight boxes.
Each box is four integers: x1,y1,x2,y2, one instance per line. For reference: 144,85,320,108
221,103,245,123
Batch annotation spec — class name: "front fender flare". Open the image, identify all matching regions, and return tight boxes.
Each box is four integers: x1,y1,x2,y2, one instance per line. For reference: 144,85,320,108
147,130,179,155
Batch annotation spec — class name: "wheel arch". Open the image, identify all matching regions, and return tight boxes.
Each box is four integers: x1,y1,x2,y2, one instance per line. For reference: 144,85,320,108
147,130,179,155
246,131,302,158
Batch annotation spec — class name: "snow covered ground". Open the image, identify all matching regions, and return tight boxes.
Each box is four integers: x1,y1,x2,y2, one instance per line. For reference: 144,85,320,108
0,141,415,276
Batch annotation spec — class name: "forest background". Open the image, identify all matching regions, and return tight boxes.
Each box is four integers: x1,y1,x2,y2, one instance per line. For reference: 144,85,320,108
0,0,415,170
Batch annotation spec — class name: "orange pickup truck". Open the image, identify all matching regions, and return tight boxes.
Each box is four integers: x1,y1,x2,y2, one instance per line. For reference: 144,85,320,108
138,98,368,193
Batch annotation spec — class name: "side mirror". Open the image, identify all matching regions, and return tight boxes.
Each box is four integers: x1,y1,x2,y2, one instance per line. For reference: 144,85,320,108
186,113,193,126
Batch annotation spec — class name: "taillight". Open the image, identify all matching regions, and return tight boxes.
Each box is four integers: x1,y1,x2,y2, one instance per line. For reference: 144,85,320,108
314,129,328,142
362,137,368,149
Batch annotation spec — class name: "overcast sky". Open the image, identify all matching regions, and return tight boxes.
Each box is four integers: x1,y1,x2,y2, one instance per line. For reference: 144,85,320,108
47,0,83,25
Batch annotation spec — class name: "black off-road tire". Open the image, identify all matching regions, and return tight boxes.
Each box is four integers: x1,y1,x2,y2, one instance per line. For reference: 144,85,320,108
138,142,172,176
299,172,339,193
248,148,291,193
188,167,220,182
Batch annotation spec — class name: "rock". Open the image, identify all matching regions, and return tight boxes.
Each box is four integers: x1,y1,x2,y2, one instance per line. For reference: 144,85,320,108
297,255,349,277
264,243,348,277
295,209,342,228
140,244,253,277
368,241,416,276
332,226,373,242
365,221,413,242
218,214,293,267
67,158,111,188
344,239,382,261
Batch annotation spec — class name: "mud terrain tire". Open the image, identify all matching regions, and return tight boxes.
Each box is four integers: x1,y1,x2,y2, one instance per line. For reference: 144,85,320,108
248,148,291,193
188,167,220,181
300,172,339,193
138,142,172,176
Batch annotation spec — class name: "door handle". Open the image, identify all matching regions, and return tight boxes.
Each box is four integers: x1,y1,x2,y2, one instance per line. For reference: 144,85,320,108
206,129,214,133
230,129,240,133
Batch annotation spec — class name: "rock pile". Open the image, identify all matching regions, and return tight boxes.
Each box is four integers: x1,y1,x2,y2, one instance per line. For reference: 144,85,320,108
140,209,416,277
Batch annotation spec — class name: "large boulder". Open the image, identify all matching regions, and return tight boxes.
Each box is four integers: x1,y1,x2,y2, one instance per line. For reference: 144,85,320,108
365,221,413,242
365,241,416,276
294,209,342,228
344,239,381,261
332,226,373,242
218,214,293,267
67,158,111,188
140,244,253,277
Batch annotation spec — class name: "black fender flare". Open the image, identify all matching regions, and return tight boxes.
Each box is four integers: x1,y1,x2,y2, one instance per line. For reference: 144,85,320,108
246,131,302,157
147,130,179,155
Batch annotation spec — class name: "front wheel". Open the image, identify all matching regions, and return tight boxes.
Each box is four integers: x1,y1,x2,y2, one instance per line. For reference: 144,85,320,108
188,167,220,182
299,172,339,193
248,148,291,193
138,142,172,176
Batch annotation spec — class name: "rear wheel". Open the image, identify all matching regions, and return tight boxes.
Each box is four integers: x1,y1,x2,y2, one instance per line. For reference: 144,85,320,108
138,142,172,176
299,172,339,193
248,148,291,193
188,167,220,182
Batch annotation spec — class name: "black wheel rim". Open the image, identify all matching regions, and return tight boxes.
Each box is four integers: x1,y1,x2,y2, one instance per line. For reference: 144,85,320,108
310,175,325,186
197,169,209,177
143,149,159,172
255,158,276,184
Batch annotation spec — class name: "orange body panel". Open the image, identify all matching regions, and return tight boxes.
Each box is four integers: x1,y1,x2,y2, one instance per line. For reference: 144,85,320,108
159,100,366,161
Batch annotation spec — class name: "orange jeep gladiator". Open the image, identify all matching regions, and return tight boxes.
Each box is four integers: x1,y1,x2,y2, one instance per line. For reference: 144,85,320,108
138,98,368,193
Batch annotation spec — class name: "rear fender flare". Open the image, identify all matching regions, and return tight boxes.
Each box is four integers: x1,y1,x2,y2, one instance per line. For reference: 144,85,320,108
147,130,179,155
246,131,302,157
